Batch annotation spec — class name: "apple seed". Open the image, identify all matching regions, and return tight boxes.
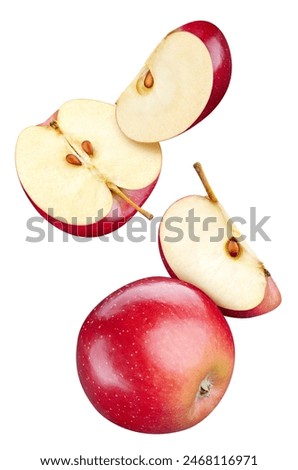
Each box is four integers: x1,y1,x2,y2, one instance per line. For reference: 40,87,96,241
144,70,154,89
226,237,241,258
81,140,93,157
65,154,82,166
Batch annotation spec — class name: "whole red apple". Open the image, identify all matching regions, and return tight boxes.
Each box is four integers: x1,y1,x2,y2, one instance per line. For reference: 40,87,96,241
76,277,235,434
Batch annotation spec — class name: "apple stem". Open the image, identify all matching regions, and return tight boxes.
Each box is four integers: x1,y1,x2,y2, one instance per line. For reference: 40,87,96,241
193,162,218,203
106,182,153,220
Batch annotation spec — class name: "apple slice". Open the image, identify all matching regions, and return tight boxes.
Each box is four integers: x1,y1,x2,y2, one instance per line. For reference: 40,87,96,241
116,21,232,143
159,163,281,317
15,99,162,237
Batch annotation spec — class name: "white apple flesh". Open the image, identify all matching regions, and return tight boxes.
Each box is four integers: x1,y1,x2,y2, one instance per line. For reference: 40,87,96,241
15,99,162,237
159,163,281,317
116,21,232,143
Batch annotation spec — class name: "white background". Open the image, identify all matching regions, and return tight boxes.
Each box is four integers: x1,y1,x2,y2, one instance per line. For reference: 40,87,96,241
1,1,297,469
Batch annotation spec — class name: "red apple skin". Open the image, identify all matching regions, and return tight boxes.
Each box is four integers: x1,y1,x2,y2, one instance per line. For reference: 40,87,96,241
221,275,282,318
177,21,232,129
76,277,235,434
158,235,180,278
21,112,159,238
158,238,281,318
23,181,158,238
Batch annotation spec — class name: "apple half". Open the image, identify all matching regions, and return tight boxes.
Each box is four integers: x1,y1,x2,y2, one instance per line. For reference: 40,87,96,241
15,99,162,237
159,163,281,318
116,21,232,143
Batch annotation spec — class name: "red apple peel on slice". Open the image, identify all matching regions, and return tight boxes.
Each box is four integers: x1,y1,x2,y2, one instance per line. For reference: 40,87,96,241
159,163,281,317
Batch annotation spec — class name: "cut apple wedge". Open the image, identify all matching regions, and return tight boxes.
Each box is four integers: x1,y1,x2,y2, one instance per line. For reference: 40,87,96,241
15,99,162,237
116,21,232,143
159,163,281,317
